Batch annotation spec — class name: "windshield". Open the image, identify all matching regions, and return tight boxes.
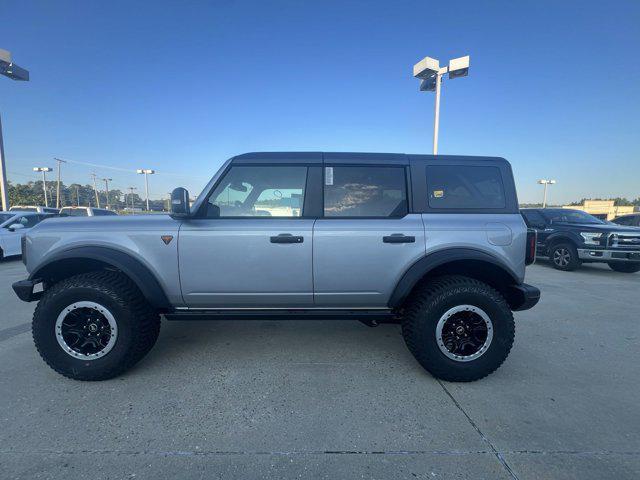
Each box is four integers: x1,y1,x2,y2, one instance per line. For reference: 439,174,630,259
60,208,88,217
9,207,37,212
541,209,605,225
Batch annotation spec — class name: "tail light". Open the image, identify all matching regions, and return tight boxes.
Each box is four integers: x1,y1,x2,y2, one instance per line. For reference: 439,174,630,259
21,235,27,265
525,229,536,265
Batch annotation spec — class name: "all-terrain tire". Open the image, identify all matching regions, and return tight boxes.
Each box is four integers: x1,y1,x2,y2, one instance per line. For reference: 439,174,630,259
549,242,581,271
607,262,640,273
32,271,160,381
401,275,515,382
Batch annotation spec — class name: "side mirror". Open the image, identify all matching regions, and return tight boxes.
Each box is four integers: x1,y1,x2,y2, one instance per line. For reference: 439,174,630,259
8,223,25,231
170,187,191,218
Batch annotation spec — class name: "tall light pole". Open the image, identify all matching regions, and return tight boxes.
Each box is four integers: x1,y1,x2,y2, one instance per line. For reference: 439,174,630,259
128,186,137,210
102,178,112,209
90,173,100,208
538,179,556,208
33,167,53,207
54,158,67,208
0,49,29,211
136,169,155,211
413,55,470,155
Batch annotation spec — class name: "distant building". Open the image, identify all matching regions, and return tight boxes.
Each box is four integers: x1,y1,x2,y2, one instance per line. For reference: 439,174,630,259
562,200,635,220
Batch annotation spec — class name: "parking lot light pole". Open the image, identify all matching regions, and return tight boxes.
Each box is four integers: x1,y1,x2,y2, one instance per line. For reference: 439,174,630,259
538,179,556,208
413,55,470,155
33,167,53,207
0,49,29,211
137,169,155,211
102,178,112,209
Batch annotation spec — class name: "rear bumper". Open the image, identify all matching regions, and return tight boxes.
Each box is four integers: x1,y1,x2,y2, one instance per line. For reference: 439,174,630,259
507,283,540,311
577,248,640,262
12,279,42,302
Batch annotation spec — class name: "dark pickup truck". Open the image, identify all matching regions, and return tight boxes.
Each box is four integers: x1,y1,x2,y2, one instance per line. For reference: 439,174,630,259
521,208,640,273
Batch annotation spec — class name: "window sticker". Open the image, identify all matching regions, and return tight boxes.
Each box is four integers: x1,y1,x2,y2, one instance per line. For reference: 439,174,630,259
433,190,444,198
325,167,334,186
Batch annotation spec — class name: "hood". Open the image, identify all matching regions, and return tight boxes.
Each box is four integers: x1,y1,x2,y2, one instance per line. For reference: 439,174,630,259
553,222,640,233
32,214,180,233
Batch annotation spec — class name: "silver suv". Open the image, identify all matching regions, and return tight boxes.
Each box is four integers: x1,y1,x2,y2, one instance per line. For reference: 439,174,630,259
13,152,539,382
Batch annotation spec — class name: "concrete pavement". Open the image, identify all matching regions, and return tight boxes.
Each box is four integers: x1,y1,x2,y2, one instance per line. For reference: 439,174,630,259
0,258,638,479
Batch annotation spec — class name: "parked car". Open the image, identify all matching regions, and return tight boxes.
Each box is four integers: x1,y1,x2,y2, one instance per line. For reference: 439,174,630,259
59,206,118,217
0,212,56,260
521,208,640,273
9,205,59,214
612,213,640,227
13,152,539,382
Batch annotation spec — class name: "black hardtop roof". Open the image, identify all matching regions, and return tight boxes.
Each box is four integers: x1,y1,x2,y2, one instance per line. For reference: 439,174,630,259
231,152,508,166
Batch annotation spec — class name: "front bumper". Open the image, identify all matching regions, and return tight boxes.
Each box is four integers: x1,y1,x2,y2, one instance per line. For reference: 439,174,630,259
506,283,540,311
12,279,42,302
577,249,640,262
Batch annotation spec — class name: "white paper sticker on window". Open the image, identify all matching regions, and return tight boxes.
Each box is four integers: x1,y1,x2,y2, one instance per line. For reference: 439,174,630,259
325,167,334,186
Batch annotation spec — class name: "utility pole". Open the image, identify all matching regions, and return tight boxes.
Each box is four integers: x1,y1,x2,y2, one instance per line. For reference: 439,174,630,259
33,167,53,207
54,158,67,209
75,186,80,206
90,173,100,208
0,49,29,211
102,178,112,209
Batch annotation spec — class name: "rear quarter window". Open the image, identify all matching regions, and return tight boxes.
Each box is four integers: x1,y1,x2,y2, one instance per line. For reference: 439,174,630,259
426,165,506,210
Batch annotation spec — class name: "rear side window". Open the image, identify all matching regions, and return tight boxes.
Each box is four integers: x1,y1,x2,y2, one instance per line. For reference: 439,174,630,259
521,210,546,228
61,208,88,217
426,166,506,209
323,166,407,218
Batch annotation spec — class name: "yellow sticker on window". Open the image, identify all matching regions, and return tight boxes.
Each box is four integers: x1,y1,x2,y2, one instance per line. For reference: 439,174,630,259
433,190,444,198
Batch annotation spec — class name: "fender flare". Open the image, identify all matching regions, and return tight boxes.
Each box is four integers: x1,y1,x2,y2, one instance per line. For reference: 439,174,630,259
388,248,521,308
30,246,170,309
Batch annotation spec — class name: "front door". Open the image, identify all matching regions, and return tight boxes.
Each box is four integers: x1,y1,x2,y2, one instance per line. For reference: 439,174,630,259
313,163,425,307
179,164,314,308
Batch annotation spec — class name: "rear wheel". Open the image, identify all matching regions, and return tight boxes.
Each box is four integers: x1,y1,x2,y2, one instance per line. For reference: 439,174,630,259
550,243,581,271
401,275,515,382
32,271,160,381
607,262,640,273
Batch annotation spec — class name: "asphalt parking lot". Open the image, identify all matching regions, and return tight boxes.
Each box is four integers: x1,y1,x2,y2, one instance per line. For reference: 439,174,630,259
0,258,638,480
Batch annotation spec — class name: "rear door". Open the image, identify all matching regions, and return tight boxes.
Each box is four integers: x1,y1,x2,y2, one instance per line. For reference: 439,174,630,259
313,156,426,307
179,162,317,308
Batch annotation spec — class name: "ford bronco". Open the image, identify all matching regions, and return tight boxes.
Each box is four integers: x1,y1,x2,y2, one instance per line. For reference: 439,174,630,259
13,152,539,381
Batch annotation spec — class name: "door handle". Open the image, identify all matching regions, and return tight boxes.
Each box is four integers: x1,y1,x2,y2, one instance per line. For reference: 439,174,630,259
383,234,415,244
270,233,304,244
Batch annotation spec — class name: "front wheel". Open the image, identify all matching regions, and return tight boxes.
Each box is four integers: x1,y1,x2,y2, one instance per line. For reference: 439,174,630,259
32,271,161,381
550,243,581,271
608,262,640,273
401,275,515,382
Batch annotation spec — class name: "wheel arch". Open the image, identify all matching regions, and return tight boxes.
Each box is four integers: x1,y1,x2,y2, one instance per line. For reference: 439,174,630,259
29,246,170,310
389,248,523,310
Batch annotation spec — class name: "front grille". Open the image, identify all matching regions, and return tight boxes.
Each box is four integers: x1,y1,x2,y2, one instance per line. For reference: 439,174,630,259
608,233,640,249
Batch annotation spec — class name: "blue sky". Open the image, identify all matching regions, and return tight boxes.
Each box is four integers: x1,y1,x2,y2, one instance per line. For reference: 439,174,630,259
1,0,638,204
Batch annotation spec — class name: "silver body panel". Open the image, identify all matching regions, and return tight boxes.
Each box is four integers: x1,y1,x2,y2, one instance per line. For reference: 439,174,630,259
179,219,314,307
313,215,426,307
24,215,185,306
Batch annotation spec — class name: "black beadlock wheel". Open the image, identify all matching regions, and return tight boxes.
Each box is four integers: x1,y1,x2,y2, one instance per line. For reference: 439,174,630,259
401,275,515,382
32,271,161,381
607,262,640,273
550,242,581,271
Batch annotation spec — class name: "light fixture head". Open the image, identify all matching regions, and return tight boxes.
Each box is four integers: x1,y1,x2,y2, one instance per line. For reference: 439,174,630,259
0,48,29,81
413,56,440,79
448,55,470,79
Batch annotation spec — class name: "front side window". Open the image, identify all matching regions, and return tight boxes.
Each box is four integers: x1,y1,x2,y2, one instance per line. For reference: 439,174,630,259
426,166,506,209
541,209,604,225
323,166,408,218
207,166,307,217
